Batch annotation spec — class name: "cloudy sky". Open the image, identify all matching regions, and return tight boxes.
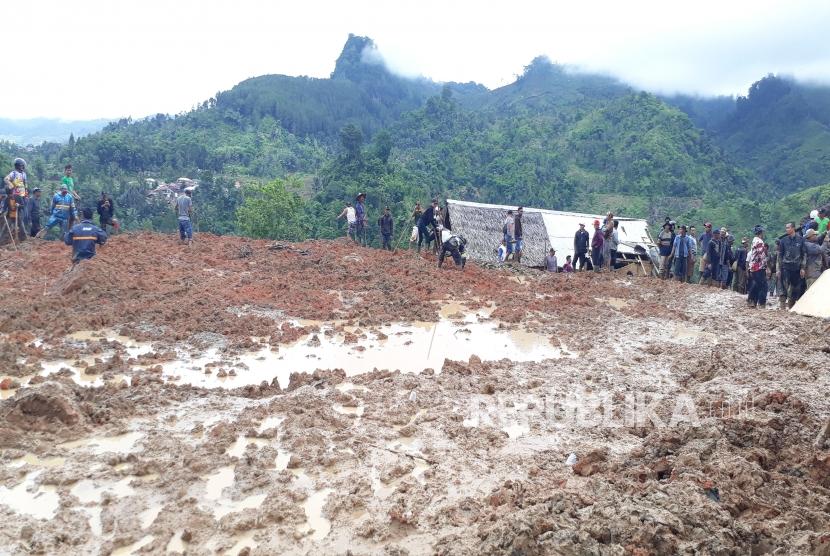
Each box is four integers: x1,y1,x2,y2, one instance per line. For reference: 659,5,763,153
4,0,829,120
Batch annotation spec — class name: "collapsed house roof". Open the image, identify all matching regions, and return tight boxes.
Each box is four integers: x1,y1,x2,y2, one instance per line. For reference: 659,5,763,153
445,199,657,268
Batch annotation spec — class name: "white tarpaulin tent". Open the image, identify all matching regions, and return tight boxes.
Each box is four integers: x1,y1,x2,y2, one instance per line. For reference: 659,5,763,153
445,199,658,269
792,270,830,319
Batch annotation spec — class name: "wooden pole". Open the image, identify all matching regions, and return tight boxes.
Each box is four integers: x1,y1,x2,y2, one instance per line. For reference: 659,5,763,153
2,214,18,251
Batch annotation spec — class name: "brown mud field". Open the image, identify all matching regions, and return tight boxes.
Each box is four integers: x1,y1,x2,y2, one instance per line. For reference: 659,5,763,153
1,232,829,555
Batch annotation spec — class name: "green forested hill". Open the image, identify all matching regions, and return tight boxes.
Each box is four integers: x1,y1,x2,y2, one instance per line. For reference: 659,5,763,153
6,36,829,243
666,76,830,195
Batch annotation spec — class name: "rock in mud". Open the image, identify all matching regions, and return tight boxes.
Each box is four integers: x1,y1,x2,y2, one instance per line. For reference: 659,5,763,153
2,383,83,430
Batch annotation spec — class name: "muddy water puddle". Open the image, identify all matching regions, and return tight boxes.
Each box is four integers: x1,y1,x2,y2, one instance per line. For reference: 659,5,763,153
27,314,565,392
59,431,144,454
299,487,333,541
175,317,566,389
71,477,136,503
0,470,60,519
9,453,66,468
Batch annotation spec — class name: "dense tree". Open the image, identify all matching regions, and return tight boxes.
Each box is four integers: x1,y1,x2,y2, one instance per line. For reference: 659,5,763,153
236,177,307,240
5,37,828,245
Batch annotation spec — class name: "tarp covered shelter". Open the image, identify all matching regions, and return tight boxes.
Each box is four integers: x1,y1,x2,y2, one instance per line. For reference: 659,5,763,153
792,270,830,319
445,199,658,271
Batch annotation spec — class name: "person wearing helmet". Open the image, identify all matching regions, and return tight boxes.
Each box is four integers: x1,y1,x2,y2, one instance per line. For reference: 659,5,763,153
39,183,78,239
4,158,28,197
2,158,30,240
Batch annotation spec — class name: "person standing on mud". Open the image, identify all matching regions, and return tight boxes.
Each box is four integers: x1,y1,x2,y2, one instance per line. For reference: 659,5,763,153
411,202,423,223
766,239,779,298
417,199,438,253
336,202,357,242
746,226,768,308
722,233,735,289
62,164,80,230
2,157,30,240
574,223,589,271
705,228,722,288
38,183,77,239
97,192,116,235
777,222,806,309
591,219,604,272
686,226,698,283
697,223,712,284
175,187,194,246
803,229,826,290
657,222,674,279
378,206,394,251
513,207,524,264
545,248,558,272
502,210,515,261
670,225,692,282
732,238,749,294
354,193,367,246
27,187,42,238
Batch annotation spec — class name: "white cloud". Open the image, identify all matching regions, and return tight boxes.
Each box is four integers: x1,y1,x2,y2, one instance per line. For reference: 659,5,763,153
2,0,828,119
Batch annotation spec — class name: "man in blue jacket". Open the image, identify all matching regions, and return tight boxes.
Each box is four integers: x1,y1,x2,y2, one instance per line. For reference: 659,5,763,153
38,183,77,239
65,207,107,262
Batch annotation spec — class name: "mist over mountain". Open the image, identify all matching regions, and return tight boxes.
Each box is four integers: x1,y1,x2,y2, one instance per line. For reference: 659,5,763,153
4,34,829,241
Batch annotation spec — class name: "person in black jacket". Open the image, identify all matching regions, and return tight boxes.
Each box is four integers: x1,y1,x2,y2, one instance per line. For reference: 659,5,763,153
513,207,524,264
417,199,438,253
27,188,42,237
732,237,748,294
377,206,394,251
97,192,116,234
573,223,589,271
65,207,107,262
777,222,806,309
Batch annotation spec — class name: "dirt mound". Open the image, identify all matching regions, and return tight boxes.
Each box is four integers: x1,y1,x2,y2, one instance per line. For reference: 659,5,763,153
2,383,83,430
47,257,118,296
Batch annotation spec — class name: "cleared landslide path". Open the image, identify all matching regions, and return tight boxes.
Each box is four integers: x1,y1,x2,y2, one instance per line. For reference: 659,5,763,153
1,233,828,555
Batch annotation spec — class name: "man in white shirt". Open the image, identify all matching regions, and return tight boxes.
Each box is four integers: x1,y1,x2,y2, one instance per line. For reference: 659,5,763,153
337,202,357,243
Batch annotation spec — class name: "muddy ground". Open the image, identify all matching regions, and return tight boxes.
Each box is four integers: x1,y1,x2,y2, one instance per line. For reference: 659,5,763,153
1,233,829,555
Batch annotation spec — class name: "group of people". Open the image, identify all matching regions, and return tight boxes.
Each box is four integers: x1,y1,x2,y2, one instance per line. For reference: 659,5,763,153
337,195,468,269
1,158,119,261
571,214,619,272
654,214,829,309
